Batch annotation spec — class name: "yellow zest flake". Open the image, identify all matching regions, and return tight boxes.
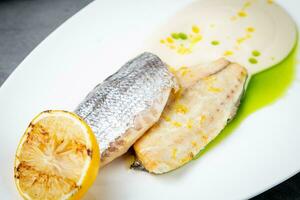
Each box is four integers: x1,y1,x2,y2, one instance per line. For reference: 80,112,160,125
192,25,200,33
148,161,158,169
246,27,255,33
191,141,198,148
237,37,246,44
205,76,222,93
174,103,189,114
238,11,247,17
180,157,189,164
236,32,252,45
178,66,188,70
168,66,177,74
199,115,206,124
160,39,165,44
178,66,191,76
186,119,194,129
224,50,233,56
202,135,208,141
162,115,171,122
190,34,202,44
177,44,192,55
203,75,216,83
232,1,252,21
172,121,182,127
208,86,223,93
167,37,174,43
243,1,252,9
267,0,274,4
165,44,176,49
172,148,177,159
180,154,193,164
246,34,252,39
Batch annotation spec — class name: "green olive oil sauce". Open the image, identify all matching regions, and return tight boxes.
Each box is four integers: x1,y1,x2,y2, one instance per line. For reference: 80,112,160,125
194,46,298,160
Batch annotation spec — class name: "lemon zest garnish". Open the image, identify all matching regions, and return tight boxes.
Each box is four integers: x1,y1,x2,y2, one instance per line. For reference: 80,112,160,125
162,115,171,122
187,119,194,129
172,121,182,127
237,37,246,44
174,103,189,114
191,141,198,148
199,115,206,124
192,25,200,33
243,1,252,9
208,87,223,93
167,37,174,43
178,66,191,76
168,66,177,74
177,45,192,55
172,148,177,159
238,11,247,17
224,50,234,56
246,27,255,33
203,76,216,82
202,135,208,141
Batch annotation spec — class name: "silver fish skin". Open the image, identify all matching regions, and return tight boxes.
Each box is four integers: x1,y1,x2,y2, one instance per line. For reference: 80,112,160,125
75,52,177,166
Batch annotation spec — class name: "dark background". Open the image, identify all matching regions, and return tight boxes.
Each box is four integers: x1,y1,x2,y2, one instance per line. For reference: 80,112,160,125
0,0,299,199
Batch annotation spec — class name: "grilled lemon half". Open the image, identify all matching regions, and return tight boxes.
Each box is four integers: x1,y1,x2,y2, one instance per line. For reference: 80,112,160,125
14,110,100,200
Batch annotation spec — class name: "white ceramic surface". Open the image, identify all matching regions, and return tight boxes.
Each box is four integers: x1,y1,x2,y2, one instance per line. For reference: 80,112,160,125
0,0,299,199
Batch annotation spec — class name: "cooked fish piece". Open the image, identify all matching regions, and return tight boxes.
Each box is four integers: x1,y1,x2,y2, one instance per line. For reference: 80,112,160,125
174,58,230,88
133,59,247,174
75,52,177,167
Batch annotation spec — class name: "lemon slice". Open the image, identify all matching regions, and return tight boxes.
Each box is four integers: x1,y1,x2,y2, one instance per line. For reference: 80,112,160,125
14,110,100,200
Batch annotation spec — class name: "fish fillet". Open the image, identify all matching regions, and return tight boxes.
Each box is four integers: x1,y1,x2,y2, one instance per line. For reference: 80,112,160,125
133,59,247,174
75,52,177,166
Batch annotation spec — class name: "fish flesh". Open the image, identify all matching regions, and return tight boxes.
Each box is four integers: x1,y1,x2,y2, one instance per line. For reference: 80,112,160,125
133,59,247,174
75,52,177,166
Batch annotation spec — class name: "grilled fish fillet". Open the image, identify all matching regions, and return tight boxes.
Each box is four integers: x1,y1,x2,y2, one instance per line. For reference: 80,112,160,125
133,59,247,174
75,52,177,167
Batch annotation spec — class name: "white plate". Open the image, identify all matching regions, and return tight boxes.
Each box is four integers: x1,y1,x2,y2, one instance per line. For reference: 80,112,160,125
0,0,299,199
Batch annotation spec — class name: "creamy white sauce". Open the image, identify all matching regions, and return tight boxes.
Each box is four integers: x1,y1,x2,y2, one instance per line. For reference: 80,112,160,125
143,0,297,75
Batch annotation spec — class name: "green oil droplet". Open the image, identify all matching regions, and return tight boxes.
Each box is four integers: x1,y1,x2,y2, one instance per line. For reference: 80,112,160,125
194,45,297,160
211,40,220,46
249,57,258,64
171,33,179,40
178,32,188,40
252,50,261,57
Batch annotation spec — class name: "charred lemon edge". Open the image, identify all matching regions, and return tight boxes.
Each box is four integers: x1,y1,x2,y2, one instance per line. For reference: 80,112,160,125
14,110,100,200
